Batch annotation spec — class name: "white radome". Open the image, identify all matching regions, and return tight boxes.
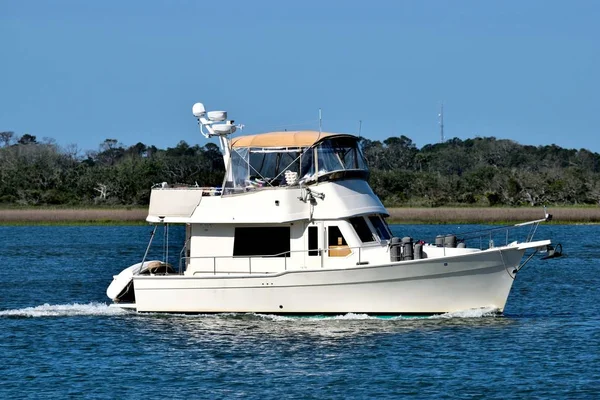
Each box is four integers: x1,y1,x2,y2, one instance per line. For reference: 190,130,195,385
207,111,227,121
192,102,206,117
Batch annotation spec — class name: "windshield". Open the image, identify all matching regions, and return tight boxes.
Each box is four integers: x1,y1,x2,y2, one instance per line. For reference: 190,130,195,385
301,137,368,183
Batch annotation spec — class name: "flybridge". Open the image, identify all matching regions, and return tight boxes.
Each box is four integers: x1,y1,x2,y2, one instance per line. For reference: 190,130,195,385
191,103,369,194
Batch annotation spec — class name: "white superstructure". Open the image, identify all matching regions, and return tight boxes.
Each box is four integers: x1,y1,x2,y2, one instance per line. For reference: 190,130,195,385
107,102,552,315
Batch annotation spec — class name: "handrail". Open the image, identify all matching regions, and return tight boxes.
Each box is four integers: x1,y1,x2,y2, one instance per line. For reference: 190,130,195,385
419,216,550,251
180,244,374,276
141,213,550,277
152,185,223,196
176,218,546,276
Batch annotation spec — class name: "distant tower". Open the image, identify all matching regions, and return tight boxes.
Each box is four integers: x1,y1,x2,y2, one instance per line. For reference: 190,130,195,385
439,103,444,143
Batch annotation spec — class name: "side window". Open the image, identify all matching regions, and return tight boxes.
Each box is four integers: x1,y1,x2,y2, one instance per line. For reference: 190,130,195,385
328,226,351,257
349,217,375,243
308,226,319,256
233,227,290,257
369,216,391,241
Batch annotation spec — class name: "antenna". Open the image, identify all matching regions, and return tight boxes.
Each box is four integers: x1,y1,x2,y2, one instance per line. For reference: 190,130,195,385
358,120,362,137
192,102,242,139
191,102,243,184
319,108,322,134
439,102,444,143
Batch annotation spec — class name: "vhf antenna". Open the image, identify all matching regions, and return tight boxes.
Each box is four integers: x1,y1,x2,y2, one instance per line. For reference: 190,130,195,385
319,108,322,134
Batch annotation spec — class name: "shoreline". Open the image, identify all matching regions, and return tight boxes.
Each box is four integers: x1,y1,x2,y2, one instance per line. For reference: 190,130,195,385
387,207,600,224
0,208,148,225
0,206,598,225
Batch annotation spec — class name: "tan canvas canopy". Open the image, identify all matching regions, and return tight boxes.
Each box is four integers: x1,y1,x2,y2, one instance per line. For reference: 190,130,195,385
230,131,355,149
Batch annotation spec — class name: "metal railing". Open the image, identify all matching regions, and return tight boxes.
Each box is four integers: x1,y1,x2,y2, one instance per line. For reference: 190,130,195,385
423,214,551,256
140,214,551,275
177,245,376,276
152,184,223,196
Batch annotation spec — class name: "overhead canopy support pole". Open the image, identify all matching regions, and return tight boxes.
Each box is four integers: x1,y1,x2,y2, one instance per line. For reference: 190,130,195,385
137,225,158,275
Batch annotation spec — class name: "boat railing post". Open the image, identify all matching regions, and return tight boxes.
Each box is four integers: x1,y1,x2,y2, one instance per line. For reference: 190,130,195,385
164,224,169,267
178,239,189,275
213,257,216,275
249,257,252,274
320,247,324,268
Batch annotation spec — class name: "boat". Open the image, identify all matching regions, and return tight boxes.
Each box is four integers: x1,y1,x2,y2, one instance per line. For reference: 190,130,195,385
107,102,552,315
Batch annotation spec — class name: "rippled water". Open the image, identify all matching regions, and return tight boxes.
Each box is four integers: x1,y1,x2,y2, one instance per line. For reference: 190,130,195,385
1,224,599,399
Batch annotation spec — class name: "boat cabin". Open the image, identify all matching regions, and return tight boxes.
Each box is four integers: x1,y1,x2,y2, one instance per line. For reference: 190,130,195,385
145,129,395,276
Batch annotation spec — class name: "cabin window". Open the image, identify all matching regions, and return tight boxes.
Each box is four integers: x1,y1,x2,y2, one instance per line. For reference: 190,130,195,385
369,216,392,241
233,227,290,257
327,226,351,257
299,149,315,182
349,217,375,243
228,147,304,192
248,150,301,186
308,226,319,256
300,137,369,183
316,137,368,172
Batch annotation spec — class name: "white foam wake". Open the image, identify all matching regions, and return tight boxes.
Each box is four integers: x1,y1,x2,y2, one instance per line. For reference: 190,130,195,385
431,306,500,319
331,312,373,320
254,308,499,321
0,305,498,320
0,302,129,318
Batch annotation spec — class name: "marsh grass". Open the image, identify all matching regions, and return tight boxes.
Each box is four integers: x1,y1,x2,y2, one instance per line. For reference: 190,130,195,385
387,207,600,224
0,208,147,225
0,206,598,225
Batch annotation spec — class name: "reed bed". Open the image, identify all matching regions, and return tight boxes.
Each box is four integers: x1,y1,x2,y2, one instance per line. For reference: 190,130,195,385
0,208,147,224
0,206,598,225
387,207,600,224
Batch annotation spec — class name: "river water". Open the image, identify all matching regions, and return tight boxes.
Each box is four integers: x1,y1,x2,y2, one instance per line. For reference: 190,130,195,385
1,224,598,399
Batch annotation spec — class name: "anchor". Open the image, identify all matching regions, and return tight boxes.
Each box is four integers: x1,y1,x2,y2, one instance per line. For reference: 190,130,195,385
541,243,563,260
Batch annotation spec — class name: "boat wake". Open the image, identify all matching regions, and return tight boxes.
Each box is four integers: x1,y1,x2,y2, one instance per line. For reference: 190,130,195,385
0,302,129,318
430,306,500,319
0,304,500,320
254,307,500,321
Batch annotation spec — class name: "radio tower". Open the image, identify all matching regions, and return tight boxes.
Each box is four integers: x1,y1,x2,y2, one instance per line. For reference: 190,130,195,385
439,103,444,143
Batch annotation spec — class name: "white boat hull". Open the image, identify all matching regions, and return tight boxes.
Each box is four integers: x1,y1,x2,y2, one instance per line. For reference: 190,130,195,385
106,105,554,315
127,245,531,314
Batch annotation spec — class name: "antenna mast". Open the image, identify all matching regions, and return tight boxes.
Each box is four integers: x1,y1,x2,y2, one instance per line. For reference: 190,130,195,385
438,103,445,143
319,108,322,134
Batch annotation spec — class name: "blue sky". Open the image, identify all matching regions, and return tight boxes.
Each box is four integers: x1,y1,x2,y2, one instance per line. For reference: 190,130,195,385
1,0,599,153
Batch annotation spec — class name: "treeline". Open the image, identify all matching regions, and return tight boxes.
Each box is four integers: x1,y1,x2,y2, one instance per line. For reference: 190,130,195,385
1,130,599,207
0,132,224,205
362,135,600,206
